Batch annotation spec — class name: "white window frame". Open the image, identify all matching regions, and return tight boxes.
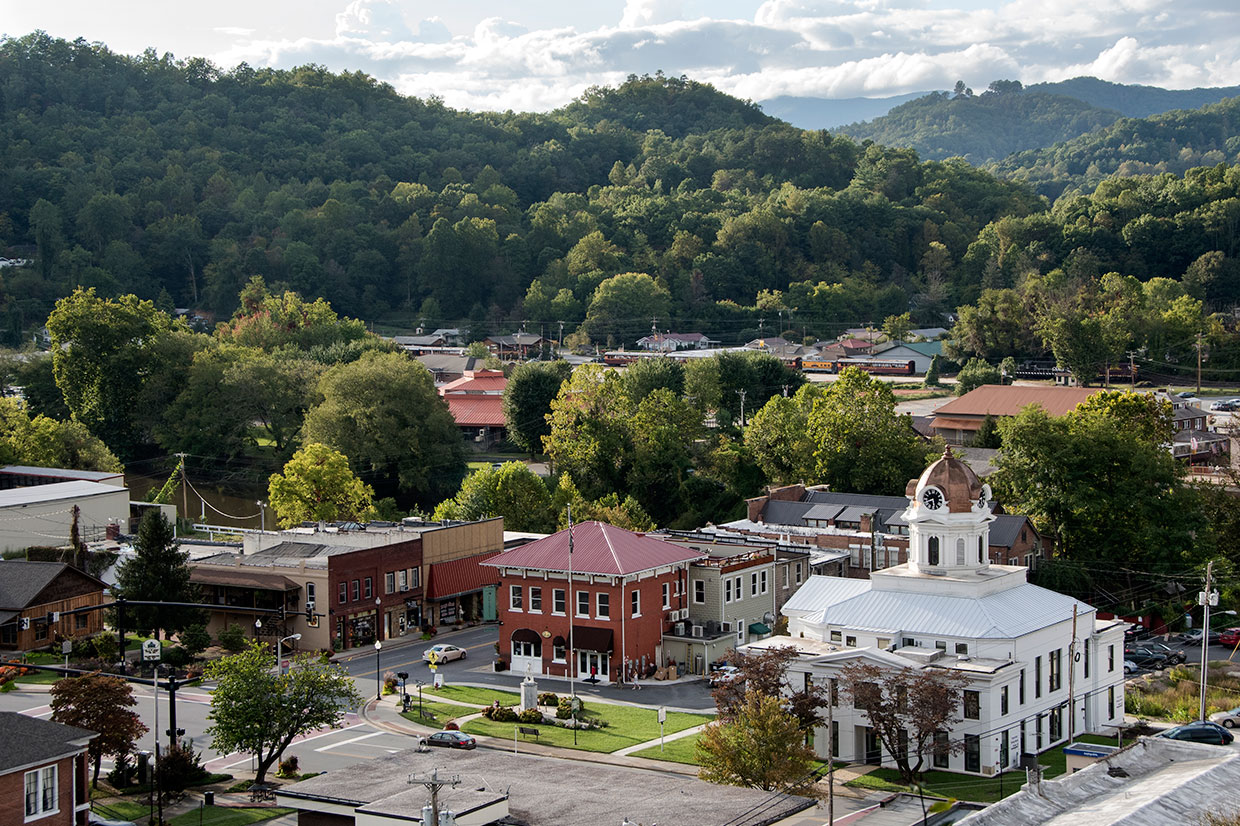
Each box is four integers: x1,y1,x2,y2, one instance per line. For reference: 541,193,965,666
397,570,408,592
795,562,803,583
662,582,671,609
596,592,610,619
25,764,57,820
385,572,395,595
751,572,759,597
694,580,705,604
576,590,590,618
724,578,733,603
529,586,542,613
509,585,523,611
552,588,566,616
760,569,768,594
631,589,641,618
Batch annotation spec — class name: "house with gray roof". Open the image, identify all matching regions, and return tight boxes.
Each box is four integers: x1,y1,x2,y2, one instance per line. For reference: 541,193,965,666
0,561,107,652
0,711,96,826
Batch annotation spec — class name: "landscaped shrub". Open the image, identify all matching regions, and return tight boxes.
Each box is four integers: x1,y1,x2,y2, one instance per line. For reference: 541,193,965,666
92,634,118,663
277,755,300,778
382,671,398,694
180,624,211,656
160,645,190,668
518,709,543,724
537,692,559,706
490,706,519,723
556,696,581,720
217,624,246,652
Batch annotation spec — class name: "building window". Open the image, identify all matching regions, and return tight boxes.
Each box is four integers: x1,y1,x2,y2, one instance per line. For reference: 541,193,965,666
409,567,421,589
552,589,566,615
830,630,842,642
978,536,985,563
385,573,395,594
760,570,768,594
25,765,57,817
1049,705,1062,742
963,690,980,720
75,613,88,630
553,640,566,662
955,643,968,655
576,591,589,618
964,734,980,773
795,562,802,583
34,622,47,641
694,580,705,604
935,640,947,651
784,566,790,588
351,580,360,601
955,538,965,566
597,592,609,619
339,583,347,604
845,636,856,648
877,638,890,649
1084,640,1090,678
902,637,915,647
1000,686,1009,715
1036,714,1044,750
928,536,940,566
933,731,949,768
1019,669,1026,705
631,590,640,618
529,587,542,612
1035,656,1043,699
364,578,373,599
512,639,539,658
509,585,523,611
1000,730,1010,769
1049,649,1062,692
751,572,759,597
1108,686,1116,719
397,570,407,591
725,578,733,603
662,583,670,609
1108,644,1115,673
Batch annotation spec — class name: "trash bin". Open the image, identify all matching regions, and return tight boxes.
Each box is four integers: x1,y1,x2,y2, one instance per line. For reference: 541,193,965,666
203,791,214,807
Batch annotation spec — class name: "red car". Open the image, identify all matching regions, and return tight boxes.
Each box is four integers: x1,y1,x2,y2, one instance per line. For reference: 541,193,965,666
1219,627,1240,647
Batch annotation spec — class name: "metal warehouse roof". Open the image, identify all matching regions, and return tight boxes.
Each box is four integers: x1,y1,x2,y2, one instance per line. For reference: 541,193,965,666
483,521,704,576
786,574,1087,639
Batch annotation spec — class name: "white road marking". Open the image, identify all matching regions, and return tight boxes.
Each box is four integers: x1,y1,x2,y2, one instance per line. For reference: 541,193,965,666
207,722,369,769
315,730,389,752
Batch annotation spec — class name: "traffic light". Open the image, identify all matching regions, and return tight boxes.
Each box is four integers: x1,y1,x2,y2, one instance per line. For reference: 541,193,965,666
305,602,315,622
277,604,286,622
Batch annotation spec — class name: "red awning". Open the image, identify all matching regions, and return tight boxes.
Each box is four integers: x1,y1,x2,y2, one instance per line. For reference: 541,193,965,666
511,628,541,644
426,552,501,600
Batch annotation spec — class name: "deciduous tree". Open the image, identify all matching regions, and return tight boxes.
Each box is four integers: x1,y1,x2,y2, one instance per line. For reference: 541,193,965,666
433,462,555,532
697,690,816,792
503,360,571,456
204,641,362,784
744,384,822,485
50,674,147,787
268,443,377,527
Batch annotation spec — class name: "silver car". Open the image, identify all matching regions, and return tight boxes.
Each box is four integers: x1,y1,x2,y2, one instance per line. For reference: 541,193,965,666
1209,706,1240,729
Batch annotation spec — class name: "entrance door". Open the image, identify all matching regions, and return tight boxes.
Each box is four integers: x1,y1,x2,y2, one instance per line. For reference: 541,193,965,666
482,586,497,622
864,727,882,765
384,611,391,639
578,651,610,684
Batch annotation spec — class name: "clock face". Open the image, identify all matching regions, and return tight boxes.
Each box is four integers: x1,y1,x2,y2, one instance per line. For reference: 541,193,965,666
921,488,944,510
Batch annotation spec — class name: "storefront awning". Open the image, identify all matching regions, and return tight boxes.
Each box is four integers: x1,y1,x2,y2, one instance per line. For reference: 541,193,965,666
571,625,614,652
748,622,771,636
511,628,541,644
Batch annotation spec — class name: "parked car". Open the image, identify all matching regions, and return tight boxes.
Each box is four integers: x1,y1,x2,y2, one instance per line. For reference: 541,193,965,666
425,730,477,749
1177,629,1222,646
423,643,468,663
1208,707,1240,729
1220,627,1240,648
1123,659,1138,675
1124,648,1169,669
1124,626,1152,643
1157,721,1234,745
1177,390,1197,399
1141,642,1187,664
1209,399,1239,411
709,665,742,686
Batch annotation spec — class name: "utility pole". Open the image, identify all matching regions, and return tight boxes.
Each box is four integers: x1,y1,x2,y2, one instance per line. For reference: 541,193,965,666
567,504,577,746
410,768,459,826
1068,604,1077,741
1200,561,1218,721
174,453,188,523
736,389,747,428
557,320,564,348
758,317,765,337
827,680,834,826
1197,331,1204,395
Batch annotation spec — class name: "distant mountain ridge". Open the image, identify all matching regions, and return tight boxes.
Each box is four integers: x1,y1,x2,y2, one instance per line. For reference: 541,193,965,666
823,78,1240,165
757,92,929,130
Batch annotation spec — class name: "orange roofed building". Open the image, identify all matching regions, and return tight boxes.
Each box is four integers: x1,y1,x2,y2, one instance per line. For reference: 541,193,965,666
931,384,1101,444
439,369,507,448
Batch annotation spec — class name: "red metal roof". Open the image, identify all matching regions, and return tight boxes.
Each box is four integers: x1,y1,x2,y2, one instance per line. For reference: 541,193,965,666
445,395,506,427
426,552,502,600
483,521,704,576
933,384,1100,419
440,370,507,395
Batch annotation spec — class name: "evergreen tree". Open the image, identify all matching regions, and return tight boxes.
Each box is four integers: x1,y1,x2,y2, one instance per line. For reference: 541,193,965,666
923,354,941,387
114,511,203,639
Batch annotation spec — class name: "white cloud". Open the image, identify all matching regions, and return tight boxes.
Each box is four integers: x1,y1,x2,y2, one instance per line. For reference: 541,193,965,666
213,26,255,37
207,0,1240,111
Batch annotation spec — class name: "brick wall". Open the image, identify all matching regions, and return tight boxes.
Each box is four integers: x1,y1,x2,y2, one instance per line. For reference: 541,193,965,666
0,753,85,826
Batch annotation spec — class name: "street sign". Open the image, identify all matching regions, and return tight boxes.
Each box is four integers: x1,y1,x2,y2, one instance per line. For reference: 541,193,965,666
142,639,161,662
61,640,72,655
657,707,666,724
281,659,290,675
427,650,439,671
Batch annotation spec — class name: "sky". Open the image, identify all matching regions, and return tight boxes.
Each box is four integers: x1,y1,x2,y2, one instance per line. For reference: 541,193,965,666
3,0,1239,112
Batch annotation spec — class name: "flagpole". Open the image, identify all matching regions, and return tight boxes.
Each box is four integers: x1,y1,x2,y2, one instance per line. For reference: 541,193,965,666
568,506,577,745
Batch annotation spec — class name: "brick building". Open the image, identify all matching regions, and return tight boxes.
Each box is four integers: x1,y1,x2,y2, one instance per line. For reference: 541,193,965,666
0,712,95,826
484,522,703,684
0,562,107,651
728,484,1045,578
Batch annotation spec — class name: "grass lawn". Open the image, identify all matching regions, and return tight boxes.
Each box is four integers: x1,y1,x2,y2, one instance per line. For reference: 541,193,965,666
399,700,479,727
630,732,703,765
424,685,521,707
93,799,151,821
462,704,712,754
168,807,294,826
846,734,1124,803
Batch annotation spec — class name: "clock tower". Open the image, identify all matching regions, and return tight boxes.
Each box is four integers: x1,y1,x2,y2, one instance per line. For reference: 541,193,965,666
903,446,995,575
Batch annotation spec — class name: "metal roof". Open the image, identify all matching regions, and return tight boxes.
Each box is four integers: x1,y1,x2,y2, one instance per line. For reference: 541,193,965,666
0,480,126,507
0,465,123,482
933,384,1100,418
786,574,1086,639
483,521,704,576
445,395,506,427
425,552,500,599
803,503,844,521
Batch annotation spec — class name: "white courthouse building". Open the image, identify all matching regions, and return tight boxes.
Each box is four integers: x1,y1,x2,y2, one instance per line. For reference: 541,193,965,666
749,448,1127,776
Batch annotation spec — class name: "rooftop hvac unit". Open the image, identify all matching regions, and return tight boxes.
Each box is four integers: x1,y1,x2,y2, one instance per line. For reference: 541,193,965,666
691,625,704,638
673,622,685,636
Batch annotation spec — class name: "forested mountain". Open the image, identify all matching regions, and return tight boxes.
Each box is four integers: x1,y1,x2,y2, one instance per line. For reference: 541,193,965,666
838,83,1122,162
0,32,1043,345
989,97,1240,199
1029,77,1240,119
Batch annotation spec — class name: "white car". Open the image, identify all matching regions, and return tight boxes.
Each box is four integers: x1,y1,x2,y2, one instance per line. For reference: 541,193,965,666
1209,706,1240,729
1123,659,1138,674
422,643,467,663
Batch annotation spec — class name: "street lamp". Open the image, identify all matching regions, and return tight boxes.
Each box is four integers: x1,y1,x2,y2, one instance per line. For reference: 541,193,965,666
374,640,383,701
277,633,301,675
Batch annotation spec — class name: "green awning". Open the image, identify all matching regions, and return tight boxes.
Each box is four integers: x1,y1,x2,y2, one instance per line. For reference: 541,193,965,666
748,622,771,636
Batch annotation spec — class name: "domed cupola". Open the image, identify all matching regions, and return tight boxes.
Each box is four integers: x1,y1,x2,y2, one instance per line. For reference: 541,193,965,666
902,447,996,574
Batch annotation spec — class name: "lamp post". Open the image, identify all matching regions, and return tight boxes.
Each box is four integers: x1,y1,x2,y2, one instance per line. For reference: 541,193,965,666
374,640,383,701
277,633,301,675
257,500,266,533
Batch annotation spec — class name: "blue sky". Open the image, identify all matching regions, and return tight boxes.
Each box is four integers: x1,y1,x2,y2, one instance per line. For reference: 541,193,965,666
3,0,1237,111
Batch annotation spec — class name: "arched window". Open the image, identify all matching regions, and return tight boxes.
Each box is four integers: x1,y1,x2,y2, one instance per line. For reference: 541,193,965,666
955,538,965,566
928,536,940,566
978,536,985,563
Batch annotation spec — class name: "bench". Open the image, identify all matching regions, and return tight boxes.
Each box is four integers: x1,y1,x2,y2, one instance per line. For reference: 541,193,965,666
518,726,540,740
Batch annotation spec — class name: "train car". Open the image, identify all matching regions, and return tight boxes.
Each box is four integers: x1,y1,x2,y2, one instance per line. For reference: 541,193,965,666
833,358,916,376
802,359,835,373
